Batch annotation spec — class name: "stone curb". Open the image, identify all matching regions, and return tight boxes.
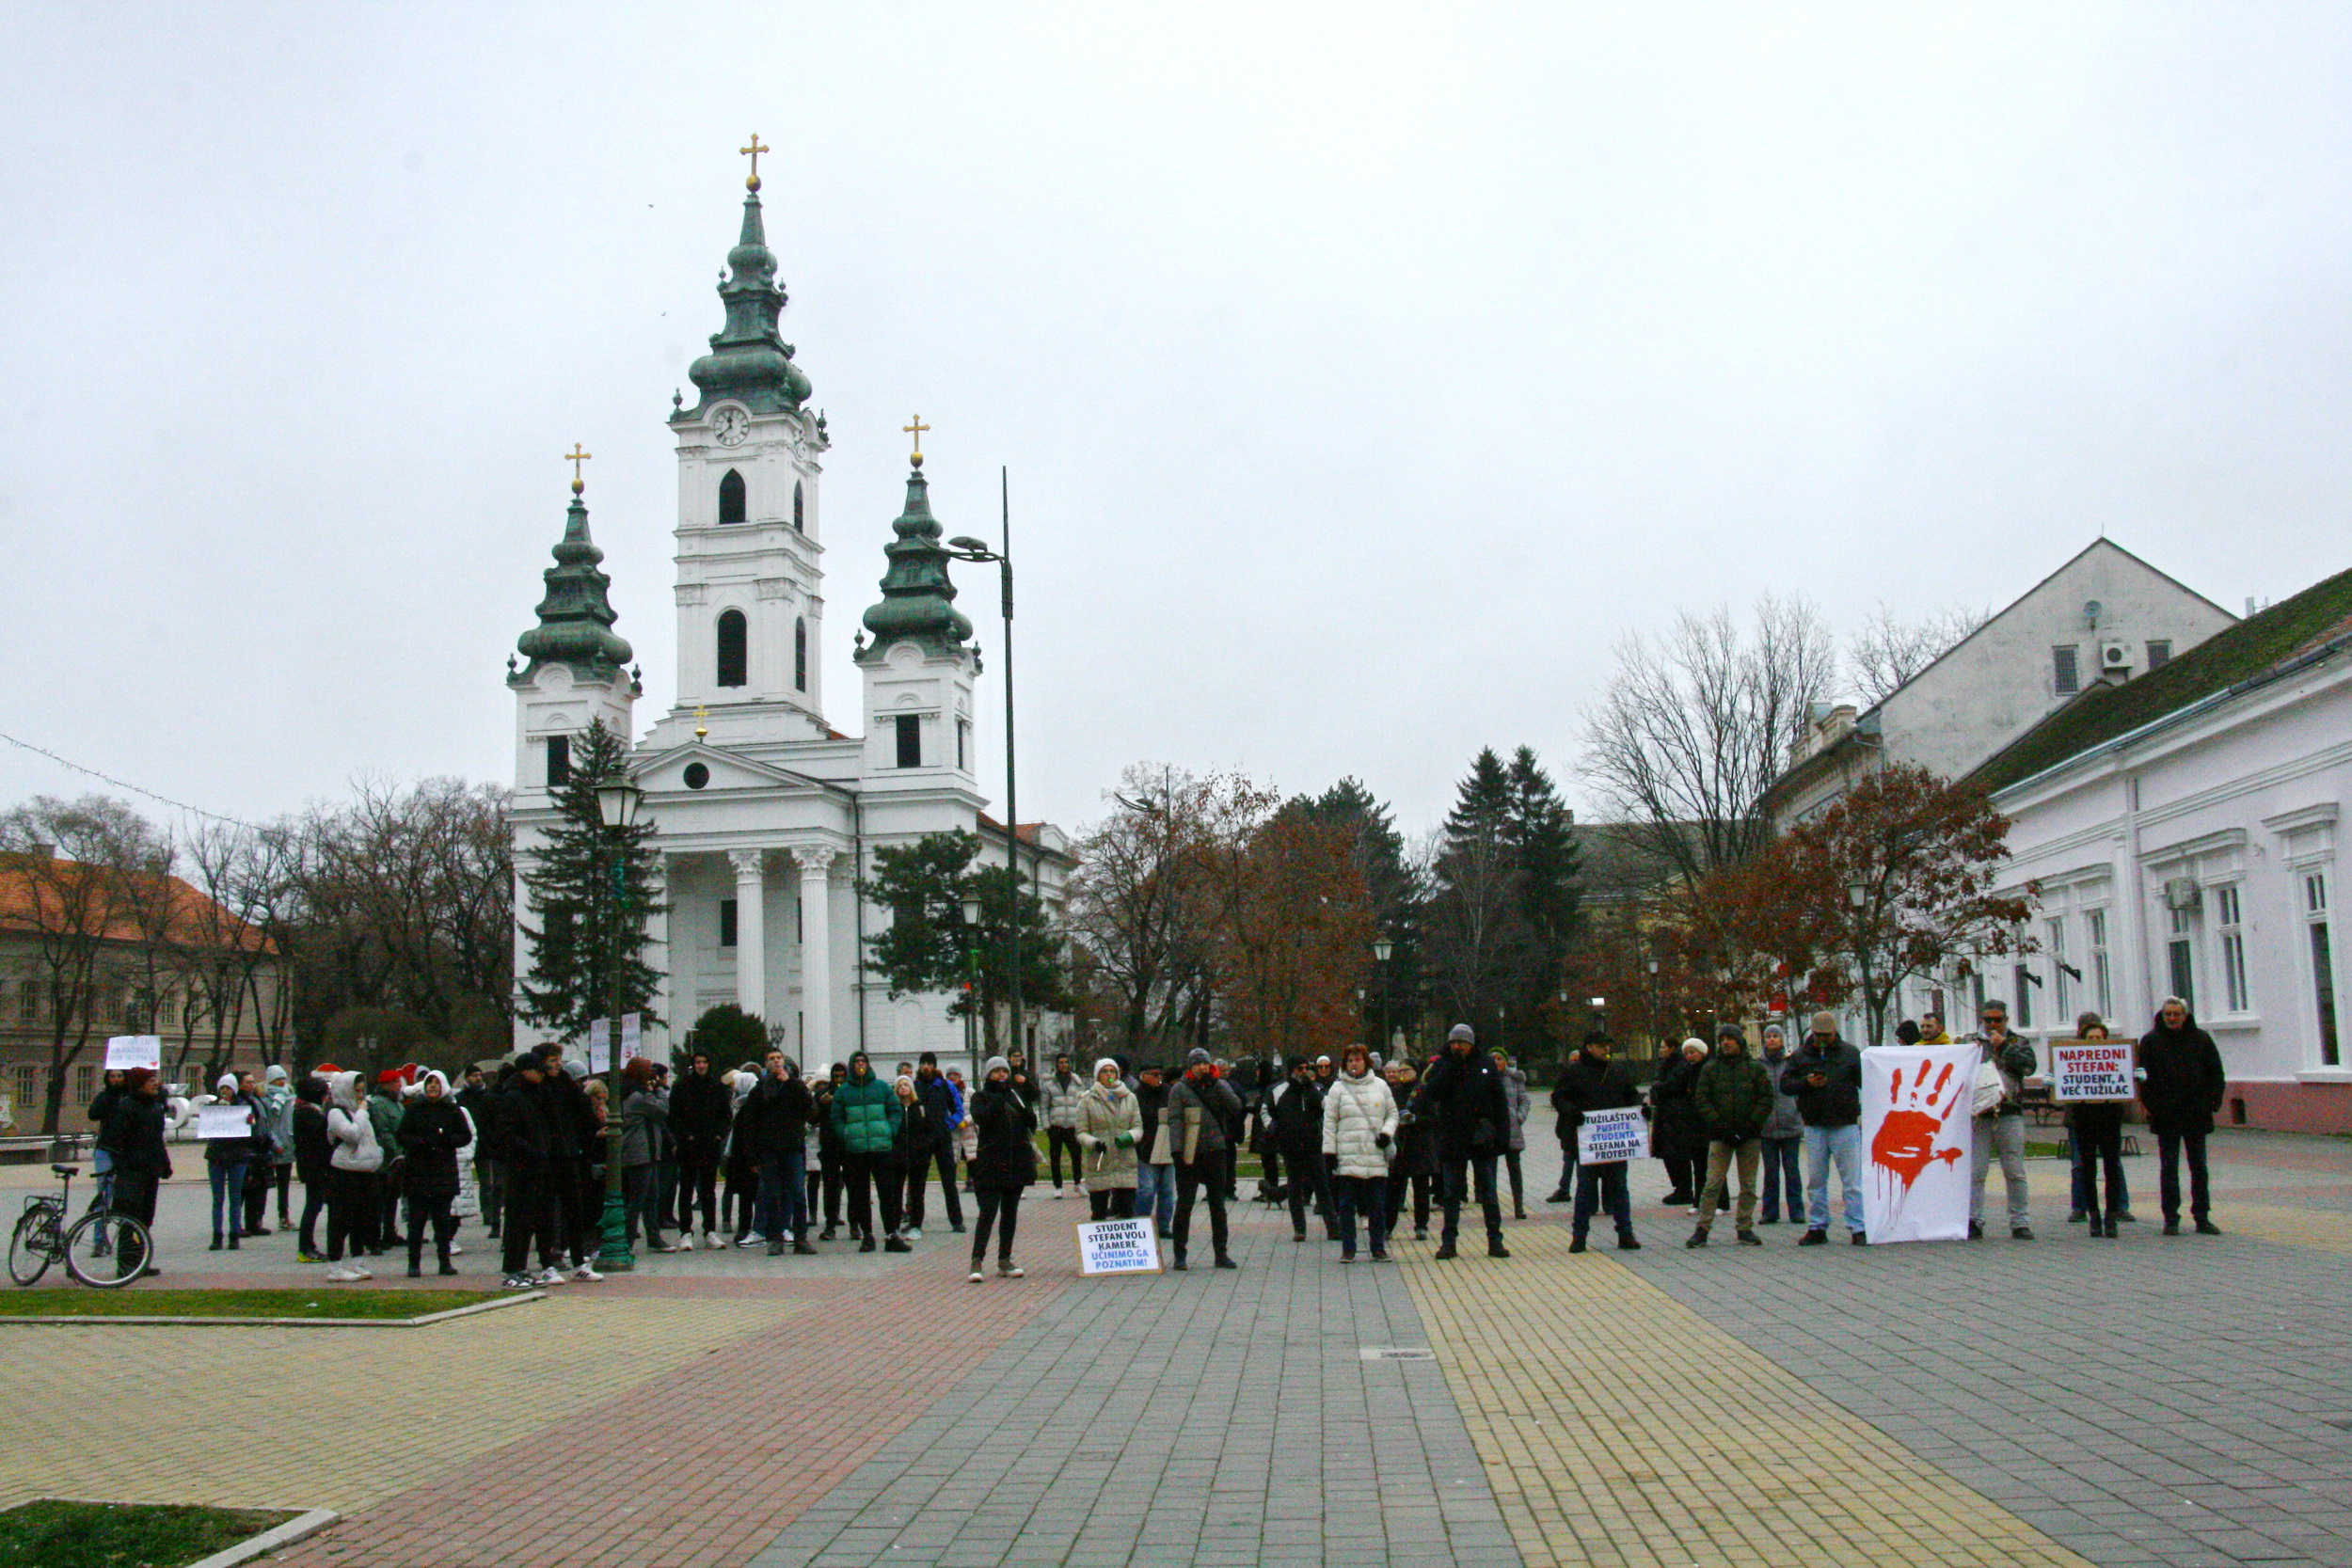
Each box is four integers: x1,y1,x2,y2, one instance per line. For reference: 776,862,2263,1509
0,1291,542,1328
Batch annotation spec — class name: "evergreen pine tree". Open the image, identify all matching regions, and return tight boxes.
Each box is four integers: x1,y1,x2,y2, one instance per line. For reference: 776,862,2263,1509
517,719,667,1044
1502,746,1583,1047
860,829,1068,1053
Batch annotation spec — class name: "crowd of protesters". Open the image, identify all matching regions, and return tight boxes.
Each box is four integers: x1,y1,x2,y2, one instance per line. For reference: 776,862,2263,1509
81,997,2229,1285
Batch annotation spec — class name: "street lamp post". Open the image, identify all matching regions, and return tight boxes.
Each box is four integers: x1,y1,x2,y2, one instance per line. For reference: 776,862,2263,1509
593,772,644,1273
1846,878,1873,1046
961,892,984,1081
947,493,1021,1063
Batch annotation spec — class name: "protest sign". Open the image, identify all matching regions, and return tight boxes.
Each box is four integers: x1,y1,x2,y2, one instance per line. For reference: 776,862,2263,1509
584,1020,610,1074
1076,1217,1163,1275
196,1103,253,1140
1861,1042,1976,1243
104,1035,163,1071
619,1013,641,1062
1575,1106,1649,1165
2049,1038,2135,1102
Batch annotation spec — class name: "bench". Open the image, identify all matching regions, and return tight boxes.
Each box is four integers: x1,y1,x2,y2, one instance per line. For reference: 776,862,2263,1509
0,1134,88,1165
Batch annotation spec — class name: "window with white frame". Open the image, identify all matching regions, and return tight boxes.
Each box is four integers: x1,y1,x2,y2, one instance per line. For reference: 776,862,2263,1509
2167,904,2199,1014
2045,916,2070,1018
2216,884,2249,1013
2012,952,2035,1028
2085,908,2113,1019
2306,870,2338,1068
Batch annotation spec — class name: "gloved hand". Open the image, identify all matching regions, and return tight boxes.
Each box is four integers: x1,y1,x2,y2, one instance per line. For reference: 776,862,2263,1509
1115,1131,1136,1148
1324,1153,1340,1177
1374,1132,1391,1149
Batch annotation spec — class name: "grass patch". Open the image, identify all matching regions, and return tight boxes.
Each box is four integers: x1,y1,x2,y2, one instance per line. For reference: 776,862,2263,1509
0,1499,293,1568
0,1288,497,1322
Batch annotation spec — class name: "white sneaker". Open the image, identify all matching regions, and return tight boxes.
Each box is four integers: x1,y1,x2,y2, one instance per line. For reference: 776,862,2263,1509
325,1265,361,1283
351,1265,373,1280
570,1262,604,1282
901,1226,922,1241
706,1230,723,1250
778,1228,793,1244
501,1274,533,1291
535,1267,566,1287
448,1243,464,1256
1051,1188,1065,1199
737,1234,763,1248
676,1232,696,1251
967,1267,984,1282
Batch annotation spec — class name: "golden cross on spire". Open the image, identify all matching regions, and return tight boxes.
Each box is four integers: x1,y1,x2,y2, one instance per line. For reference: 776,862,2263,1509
903,414,930,466
565,443,592,494
740,134,770,192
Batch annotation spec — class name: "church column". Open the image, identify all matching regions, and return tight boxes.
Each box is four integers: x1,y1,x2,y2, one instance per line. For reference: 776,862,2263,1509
729,848,767,1022
796,846,837,1073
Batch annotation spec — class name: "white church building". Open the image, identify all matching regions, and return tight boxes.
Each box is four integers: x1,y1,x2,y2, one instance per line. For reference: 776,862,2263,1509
506,168,1068,1074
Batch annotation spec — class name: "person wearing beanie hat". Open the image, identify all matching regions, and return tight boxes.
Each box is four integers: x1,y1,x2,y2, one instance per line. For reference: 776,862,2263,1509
1543,1028,1617,1204
905,1053,965,1238
1409,1022,1514,1259
1268,1056,1334,1243
889,1071,933,1238
1686,1027,1772,1249
1074,1057,1141,1222
965,1055,1037,1279
1165,1047,1243,1270
1131,1063,1177,1238
95,1066,172,1278
1783,1010,1867,1245
248,1063,297,1236
201,1070,262,1252
1552,1030,1642,1252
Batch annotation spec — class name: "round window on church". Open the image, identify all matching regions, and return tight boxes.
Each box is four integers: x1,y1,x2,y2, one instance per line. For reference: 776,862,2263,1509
683,762,710,790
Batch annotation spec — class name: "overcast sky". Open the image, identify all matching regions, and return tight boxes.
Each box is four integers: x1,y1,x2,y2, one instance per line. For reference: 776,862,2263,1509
4,4,2348,845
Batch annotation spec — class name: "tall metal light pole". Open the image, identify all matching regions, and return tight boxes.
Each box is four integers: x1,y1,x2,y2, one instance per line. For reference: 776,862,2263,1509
593,772,644,1273
948,477,1019,1062
1371,938,1392,1058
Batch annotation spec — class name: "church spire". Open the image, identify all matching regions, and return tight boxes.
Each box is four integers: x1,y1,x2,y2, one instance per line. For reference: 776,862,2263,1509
682,141,812,418
515,470,633,682
857,449,974,662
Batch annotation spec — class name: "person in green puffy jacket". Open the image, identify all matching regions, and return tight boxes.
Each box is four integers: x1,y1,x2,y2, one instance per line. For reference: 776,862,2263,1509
1688,1025,1776,1249
830,1052,908,1252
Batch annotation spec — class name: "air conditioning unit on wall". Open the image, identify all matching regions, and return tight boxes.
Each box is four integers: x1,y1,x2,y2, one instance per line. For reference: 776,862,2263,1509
2163,877,2202,911
2101,641,2134,673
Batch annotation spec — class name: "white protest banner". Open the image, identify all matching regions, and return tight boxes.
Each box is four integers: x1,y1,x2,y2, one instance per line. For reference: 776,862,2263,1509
1861,1042,1976,1243
1576,1106,1649,1165
104,1036,163,1072
584,1019,610,1074
1076,1217,1163,1275
619,1013,642,1063
196,1103,253,1140
2049,1038,2135,1102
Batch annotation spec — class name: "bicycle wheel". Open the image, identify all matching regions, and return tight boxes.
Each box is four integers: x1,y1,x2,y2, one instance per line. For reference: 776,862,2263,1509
8,1207,59,1287
63,1211,149,1288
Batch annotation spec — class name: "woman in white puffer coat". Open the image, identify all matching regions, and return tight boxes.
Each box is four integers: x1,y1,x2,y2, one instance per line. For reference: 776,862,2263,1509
1320,1043,1400,1263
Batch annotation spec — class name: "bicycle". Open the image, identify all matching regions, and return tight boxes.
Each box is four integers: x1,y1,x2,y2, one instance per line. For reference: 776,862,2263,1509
9,1164,151,1289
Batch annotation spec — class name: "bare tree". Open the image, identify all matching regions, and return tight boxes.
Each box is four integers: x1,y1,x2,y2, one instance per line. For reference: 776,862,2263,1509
1581,594,1836,888
1065,766,1228,1055
1846,602,1991,707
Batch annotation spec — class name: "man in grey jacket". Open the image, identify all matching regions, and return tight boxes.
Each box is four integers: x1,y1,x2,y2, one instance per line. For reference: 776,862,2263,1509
1039,1053,1087,1198
1165,1048,1242,1271
1968,1000,2038,1241
1755,1026,1804,1225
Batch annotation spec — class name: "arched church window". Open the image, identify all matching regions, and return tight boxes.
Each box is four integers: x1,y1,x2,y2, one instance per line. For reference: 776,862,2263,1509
793,480,804,531
718,469,746,526
794,617,808,691
716,609,748,688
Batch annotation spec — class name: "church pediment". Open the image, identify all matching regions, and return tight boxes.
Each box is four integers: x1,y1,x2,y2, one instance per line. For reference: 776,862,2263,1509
635,742,823,797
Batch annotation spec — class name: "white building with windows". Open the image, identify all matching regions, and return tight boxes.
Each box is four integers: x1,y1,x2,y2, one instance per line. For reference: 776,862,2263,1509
505,171,1067,1073
1932,566,2352,1133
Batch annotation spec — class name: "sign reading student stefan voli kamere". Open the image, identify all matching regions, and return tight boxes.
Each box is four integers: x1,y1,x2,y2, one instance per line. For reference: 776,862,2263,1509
1576,1107,1649,1165
1075,1218,1163,1276
2049,1038,2137,1102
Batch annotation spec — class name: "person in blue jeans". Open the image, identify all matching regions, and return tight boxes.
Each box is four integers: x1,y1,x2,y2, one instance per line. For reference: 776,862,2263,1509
1754,1026,1804,1224
1780,1012,1866,1245
1553,1031,1643,1253
204,1071,264,1251
1130,1063,1178,1235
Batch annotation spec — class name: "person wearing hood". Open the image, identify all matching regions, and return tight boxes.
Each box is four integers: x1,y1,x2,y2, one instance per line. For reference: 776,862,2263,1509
1132,1064,1177,1237
1268,1057,1334,1243
737,1052,817,1255
617,1058,677,1254
1074,1057,1142,1222
831,1050,910,1253
396,1070,474,1276
96,1067,170,1278
247,1064,296,1237
323,1071,386,1281
1038,1052,1088,1199
493,1053,561,1289
1410,1024,1513,1260
965,1056,1037,1279
1555,1030,1641,1253
1782,1011,1866,1245
1490,1048,1533,1221
1754,1025,1804,1225
2138,996,2227,1235
1164,1048,1243,1271
532,1043,603,1280
1322,1043,1399,1263
1384,1057,1438,1241
201,1071,262,1252
1965,999,2038,1242
721,1064,762,1244
906,1053,967,1237
668,1049,733,1250
291,1075,333,1261
1688,1026,1773,1248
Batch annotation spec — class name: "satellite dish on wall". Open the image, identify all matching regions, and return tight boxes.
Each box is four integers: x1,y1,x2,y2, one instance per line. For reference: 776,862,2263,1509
2084,599,2104,628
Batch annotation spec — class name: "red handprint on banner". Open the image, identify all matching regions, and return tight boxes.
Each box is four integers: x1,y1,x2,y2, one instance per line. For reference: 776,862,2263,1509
1869,1061,1966,1191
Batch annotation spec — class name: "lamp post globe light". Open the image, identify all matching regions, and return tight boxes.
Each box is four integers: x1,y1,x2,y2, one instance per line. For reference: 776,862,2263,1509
1369,938,1394,1056
946,512,1024,1065
594,770,644,1273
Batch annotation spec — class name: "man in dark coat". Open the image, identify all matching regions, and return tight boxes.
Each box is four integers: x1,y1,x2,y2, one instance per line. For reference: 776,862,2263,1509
908,1052,966,1235
1267,1057,1332,1243
743,1051,818,1255
455,1066,503,1242
1165,1049,1243,1270
1688,1025,1774,1248
1554,1031,1642,1252
1648,1040,1704,1205
97,1067,171,1277
1781,1012,1867,1245
494,1054,558,1287
668,1049,733,1247
2138,997,2227,1234
1411,1024,1512,1259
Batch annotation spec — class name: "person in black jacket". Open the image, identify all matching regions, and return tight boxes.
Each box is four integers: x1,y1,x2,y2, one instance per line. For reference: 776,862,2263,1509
1648,1041,1703,1207
1269,1058,1332,1243
398,1071,474,1276
907,1053,965,1236
812,1064,849,1241
203,1071,263,1252
496,1054,558,1288
743,1052,818,1256
1780,1012,1866,1245
1385,1058,1438,1240
669,1050,732,1248
454,1067,501,1241
1411,1024,1512,1260
1554,1031,1642,1253
965,1055,1037,1280
2138,997,2227,1235
292,1075,333,1261
98,1067,171,1277
532,1044,602,1278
